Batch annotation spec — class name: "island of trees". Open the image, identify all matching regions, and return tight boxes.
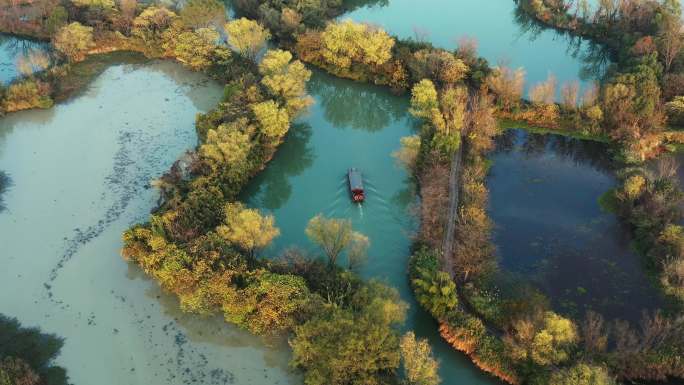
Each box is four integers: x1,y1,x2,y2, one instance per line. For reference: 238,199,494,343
1,0,684,384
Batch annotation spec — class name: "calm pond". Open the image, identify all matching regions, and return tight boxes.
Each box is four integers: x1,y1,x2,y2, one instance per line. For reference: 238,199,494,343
0,53,299,385
489,130,664,322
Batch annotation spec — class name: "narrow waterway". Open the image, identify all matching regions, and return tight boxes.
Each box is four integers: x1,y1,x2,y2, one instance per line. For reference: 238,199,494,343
242,69,502,384
346,0,601,96
0,56,299,385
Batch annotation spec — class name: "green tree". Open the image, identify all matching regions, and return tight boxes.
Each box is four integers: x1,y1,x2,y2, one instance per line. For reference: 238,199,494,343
400,332,440,385
409,79,440,122
216,202,279,256
290,281,406,385
179,0,226,28
52,22,95,62
259,49,313,117
305,214,353,266
548,363,616,385
411,265,458,319
70,0,115,9
224,18,271,61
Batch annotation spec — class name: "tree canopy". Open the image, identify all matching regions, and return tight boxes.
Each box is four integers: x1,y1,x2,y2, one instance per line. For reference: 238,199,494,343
225,18,271,60
52,22,95,62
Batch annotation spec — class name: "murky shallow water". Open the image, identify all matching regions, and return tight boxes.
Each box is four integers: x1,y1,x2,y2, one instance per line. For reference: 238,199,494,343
0,59,298,385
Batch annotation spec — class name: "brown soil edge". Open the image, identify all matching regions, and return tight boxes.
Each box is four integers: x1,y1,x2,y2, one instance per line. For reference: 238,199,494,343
439,322,520,385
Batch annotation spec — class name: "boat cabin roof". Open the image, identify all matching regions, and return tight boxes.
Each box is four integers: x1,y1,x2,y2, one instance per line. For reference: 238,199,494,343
349,168,363,191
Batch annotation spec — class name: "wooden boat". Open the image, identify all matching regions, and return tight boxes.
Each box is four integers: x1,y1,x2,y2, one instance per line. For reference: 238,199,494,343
348,168,365,203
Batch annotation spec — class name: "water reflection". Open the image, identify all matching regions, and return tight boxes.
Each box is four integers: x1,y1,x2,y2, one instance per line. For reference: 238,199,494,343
344,0,597,95
240,122,315,210
0,170,9,212
489,129,663,322
0,33,51,84
308,71,406,131
511,5,611,81
495,129,614,172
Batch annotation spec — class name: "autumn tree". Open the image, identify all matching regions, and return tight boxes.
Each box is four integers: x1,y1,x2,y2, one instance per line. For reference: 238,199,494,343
548,363,616,385
305,214,369,267
216,202,279,256
221,271,311,334
252,100,290,142
439,86,467,135
45,6,68,35
290,281,406,385
320,20,395,69
400,332,440,385
409,79,465,153
411,49,469,86
487,65,525,111
167,27,230,71
179,0,226,29
560,80,579,110
258,49,313,117
505,311,579,366
132,6,177,46
0,357,40,385
529,73,557,106
225,18,271,61
657,8,682,73
199,118,252,170
52,22,95,62
409,79,440,122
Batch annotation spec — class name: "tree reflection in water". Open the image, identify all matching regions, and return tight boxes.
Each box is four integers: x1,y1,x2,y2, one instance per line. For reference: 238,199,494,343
307,70,406,132
241,122,315,210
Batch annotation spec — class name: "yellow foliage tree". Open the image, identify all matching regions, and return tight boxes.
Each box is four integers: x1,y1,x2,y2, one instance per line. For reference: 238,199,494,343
167,27,229,71
400,332,440,385
258,49,313,117
132,6,178,46
53,22,95,62
320,20,395,69
200,119,253,170
216,203,279,256
224,18,271,61
252,100,290,141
